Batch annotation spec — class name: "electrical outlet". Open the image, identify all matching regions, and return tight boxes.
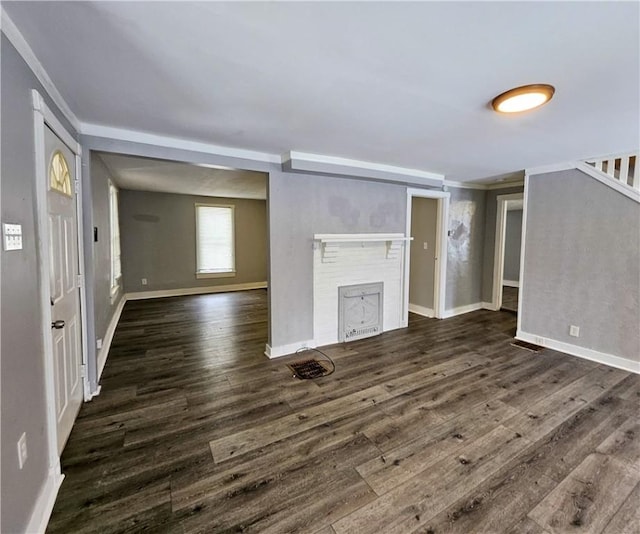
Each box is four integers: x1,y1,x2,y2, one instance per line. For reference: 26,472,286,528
423,242,428,250
569,325,580,337
96,338,103,350
141,278,148,285
17,432,27,469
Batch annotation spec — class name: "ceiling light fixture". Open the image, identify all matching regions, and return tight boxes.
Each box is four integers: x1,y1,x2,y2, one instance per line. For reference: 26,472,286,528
491,84,555,113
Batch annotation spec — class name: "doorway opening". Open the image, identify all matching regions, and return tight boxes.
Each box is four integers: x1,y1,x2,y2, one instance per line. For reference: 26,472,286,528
492,193,524,313
404,189,450,322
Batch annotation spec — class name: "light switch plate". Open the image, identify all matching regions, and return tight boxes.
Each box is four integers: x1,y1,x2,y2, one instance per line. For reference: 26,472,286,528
3,223,23,251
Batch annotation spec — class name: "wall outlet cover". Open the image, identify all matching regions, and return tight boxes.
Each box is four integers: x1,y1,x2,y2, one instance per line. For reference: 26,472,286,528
141,278,148,285
569,325,580,337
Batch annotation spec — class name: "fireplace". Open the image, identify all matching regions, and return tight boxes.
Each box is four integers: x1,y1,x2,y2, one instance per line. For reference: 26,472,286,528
313,233,408,346
338,282,383,342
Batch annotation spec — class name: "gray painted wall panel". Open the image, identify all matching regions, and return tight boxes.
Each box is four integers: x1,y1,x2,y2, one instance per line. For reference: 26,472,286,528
409,197,437,309
481,185,525,302
1,35,77,533
521,169,640,362
504,209,522,281
446,187,486,309
120,190,267,292
91,154,122,342
268,171,406,347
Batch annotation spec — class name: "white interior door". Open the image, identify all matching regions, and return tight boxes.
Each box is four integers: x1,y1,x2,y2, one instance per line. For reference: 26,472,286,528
45,124,83,454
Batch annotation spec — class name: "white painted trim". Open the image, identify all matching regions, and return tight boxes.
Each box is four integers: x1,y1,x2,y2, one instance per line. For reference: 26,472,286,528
125,282,267,301
80,123,280,163
2,9,80,130
74,152,91,402
444,179,525,191
491,193,524,312
33,90,85,475
314,233,409,243
516,331,640,375
31,91,81,155
405,189,450,324
286,151,445,182
503,280,520,288
408,303,434,318
25,465,64,534
97,295,126,382
442,302,485,318
516,175,530,333
265,340,316,359
525,161,578,176
574,162,640,203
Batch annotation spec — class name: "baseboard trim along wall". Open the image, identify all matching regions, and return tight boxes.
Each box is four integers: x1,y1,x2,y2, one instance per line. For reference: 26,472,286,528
502,280,520,288
442,302,494,319
517,330,640,374
265,340,316,359
408,303,435,318
97,295,126,382
125,282,268,300
25,465,64,534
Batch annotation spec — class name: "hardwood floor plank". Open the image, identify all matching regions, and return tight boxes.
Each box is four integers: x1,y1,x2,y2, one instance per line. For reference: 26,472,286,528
602,482,640,534
45,291,640,534
595,413,640,469
357,400,519,495
208,384,392,462
528,453,640,534
332,425,530,534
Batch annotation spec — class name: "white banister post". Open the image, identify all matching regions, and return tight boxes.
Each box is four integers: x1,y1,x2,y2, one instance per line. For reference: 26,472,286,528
619,156,629,185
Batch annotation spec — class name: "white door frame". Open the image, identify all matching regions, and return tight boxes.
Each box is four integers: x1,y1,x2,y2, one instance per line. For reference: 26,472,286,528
491,192,524,311
32,90,88,477
405,188,450,324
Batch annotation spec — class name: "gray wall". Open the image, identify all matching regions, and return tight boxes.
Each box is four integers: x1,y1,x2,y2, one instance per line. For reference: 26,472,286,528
268,170,406,347
481,185,525,302
446,187,486,309
1,35,78,533
521,169,640,362
409,197,437,309
503,209,522,282
90,154,123,343
119,190,267,292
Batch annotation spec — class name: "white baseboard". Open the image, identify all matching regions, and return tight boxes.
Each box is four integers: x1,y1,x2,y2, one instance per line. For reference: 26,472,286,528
25,464,64,534
408,303,434,318
125,281,267,301
96,294,126,382
265,339,316,359
502,280,520,288
442,302,486,318
516,330,640,374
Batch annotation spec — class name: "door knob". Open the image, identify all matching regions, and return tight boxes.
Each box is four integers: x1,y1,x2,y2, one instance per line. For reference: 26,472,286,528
51,320,65,329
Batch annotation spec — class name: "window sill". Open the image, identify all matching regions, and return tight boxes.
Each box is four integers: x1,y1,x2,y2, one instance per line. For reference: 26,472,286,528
196,271,236,279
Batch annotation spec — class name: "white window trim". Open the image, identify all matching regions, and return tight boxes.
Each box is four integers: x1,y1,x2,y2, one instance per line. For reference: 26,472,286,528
109,180,122,302
195,203,236,278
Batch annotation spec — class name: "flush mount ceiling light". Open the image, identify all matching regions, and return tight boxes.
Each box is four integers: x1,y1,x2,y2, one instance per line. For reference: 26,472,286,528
491,84,555,113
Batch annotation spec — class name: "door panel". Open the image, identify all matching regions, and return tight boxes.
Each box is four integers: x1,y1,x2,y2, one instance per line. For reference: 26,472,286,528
45,124,83,454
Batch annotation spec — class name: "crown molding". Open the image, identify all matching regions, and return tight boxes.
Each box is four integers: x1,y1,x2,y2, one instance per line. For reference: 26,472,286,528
80,123,282,164
1,7,80,131
444,179,525,191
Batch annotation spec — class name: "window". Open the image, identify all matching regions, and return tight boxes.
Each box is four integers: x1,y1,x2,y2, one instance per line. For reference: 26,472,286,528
109,181,121,296
196,204,235,278
49,150,72,196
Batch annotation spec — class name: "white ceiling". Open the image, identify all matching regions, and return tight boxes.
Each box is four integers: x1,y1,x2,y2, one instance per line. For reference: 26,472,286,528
4,1,639,182
97,153,267,200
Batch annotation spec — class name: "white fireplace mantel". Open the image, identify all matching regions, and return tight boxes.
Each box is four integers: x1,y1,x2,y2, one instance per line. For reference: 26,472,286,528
314,233,412,244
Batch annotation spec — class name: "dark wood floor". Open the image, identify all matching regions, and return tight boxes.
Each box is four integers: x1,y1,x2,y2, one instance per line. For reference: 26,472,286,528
47,290,640,533
502,285,519,312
